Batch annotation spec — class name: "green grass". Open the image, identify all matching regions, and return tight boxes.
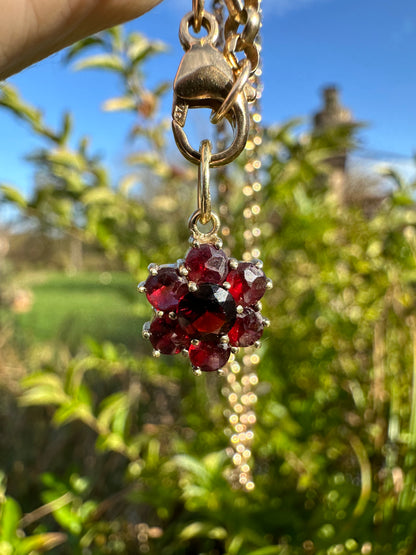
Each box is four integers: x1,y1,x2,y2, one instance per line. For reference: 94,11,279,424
16,271,143,351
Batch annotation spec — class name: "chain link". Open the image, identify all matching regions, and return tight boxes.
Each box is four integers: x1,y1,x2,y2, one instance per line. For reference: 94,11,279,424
223,0,261,74
213,0,261,123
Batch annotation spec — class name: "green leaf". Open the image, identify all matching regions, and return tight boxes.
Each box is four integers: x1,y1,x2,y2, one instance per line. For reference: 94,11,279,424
97,393,129,433
146,439,160,469
380,167,406,189
0,84,58,140
203,451,227,474
20,373,68,407
246,547,284,555
74,54,125,73
78,500,97,521
106,26,125,52
153,81,171,97
0,541,13,555
0,497,21,542
65,36,105,62
95,433,126,454
102,342,119,361
59,112,73,145
102,96,136,112
51,504,82,536
179,522,227,541
127,33,167,65
46,148,86,171
0,184,27,207
227,534,244,555
82,188,115,205
0,84,40,126
53,402,95,428
19,387,68,407
174,455,209,482
70,474,90,495
16,533,67,554
119,174,138,195
126,152,170,177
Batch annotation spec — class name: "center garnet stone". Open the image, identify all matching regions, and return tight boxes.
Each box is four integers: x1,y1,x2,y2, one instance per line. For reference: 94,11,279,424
177,284,236,340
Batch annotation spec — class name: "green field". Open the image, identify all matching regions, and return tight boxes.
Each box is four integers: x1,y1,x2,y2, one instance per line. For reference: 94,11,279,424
16,271,144,351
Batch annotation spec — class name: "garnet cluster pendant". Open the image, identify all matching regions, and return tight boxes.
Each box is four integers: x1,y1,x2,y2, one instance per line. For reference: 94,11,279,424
139,242,272,375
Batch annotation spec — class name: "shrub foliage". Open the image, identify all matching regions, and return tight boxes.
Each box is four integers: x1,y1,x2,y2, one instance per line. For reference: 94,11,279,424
1,25,416,555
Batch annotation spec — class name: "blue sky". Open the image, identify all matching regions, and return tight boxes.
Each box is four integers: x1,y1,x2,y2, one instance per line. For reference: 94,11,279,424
1,0,415,198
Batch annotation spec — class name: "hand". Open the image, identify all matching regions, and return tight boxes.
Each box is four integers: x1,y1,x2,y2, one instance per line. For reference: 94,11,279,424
0,0,163,80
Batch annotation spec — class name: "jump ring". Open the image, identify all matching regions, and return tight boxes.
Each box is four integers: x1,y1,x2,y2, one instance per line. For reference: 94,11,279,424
189,210,220,241
179,12,219,50
210,58,251,124
192,0,204,33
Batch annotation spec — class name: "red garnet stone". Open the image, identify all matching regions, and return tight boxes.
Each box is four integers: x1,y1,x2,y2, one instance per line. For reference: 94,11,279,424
177,284,236,340
185,244,228,284
145,266,188,311
149,314,189,355
229,307,265,347
189,341,231,372
227,262,267,306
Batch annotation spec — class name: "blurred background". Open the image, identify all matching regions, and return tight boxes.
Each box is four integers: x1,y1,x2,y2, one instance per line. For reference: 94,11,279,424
1,1,416,554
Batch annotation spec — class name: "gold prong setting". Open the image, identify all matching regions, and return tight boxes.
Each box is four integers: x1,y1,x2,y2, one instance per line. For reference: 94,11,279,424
137,281,146,294
142,321,151,340
148,263,159,276
188,281,198,292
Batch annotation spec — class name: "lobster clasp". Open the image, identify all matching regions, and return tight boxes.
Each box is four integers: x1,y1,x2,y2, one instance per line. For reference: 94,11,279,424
172,12,249,168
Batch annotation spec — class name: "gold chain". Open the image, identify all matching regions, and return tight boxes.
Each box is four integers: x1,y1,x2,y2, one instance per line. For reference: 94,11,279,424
213,0,264,491
223,94,264,491
223,0,261,75
194,0,261,72
190,0,261,126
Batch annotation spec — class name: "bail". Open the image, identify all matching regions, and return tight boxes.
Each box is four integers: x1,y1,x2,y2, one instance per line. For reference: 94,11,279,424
198,140,212,225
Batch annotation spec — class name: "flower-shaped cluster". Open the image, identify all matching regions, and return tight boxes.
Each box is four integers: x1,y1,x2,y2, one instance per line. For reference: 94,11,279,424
138,243,272,374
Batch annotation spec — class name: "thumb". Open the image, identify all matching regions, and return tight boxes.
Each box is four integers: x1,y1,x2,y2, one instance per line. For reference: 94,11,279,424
0,0,164,79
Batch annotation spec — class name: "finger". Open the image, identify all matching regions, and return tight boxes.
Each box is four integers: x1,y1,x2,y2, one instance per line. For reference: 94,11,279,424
0,0,163,79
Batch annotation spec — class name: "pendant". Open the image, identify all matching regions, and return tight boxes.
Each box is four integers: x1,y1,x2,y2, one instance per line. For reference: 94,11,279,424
139,241,271,375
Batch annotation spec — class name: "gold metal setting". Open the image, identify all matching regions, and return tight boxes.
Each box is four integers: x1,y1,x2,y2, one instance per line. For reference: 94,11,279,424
188,281,199,292
188,209,221,244
198,140,213,224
